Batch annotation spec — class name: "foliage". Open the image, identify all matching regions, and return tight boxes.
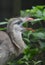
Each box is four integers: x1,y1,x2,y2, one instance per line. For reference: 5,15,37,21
0,22,7,30
8,17,45,65
7,47,42,65
20,5,45,20
0,5,45,65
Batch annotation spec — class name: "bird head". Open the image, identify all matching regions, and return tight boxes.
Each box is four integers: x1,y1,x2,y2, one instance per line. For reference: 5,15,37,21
7,17,34,50
13,17,34,32
11,17,32,33
7,17,34,33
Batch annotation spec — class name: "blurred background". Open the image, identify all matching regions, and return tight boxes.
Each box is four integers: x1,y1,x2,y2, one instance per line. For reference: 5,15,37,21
0,1,45,65
0,0,45,21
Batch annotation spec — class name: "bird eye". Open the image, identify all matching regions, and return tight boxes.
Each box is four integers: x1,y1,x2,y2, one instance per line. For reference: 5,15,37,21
15,20,23,25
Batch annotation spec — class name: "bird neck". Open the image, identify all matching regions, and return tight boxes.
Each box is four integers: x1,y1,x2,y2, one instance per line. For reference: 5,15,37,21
12,29,26,49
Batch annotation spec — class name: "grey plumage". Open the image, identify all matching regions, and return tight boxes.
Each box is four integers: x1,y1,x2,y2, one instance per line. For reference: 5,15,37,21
0,31,15,65
7,17,27,55
0,17,28,65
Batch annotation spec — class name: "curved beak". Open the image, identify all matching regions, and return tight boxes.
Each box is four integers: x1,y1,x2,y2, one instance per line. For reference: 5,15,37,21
25,28,35,32
21,27,35,32
21,17,34,22
23,17,34,22
20,17,35,32
26,18,34,21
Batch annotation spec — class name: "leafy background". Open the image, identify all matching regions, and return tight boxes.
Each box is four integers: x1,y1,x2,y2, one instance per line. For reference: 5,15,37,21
0,5,45,65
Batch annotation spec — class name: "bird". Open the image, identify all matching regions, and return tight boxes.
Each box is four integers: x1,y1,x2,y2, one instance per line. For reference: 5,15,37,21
7,17,29,56
0,17,33,65
0,31,15,65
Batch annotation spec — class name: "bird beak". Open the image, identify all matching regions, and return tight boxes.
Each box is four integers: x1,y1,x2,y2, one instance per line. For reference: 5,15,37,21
21,17,34,22
26,18,34,21
21,17,34,32
25,18,35,32
23,17,34,22
21,27,35,32
25,28,35,32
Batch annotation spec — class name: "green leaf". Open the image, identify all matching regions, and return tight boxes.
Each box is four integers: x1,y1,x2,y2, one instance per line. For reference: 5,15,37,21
0,22,8,25
28,18,42,25
0,28,7,30
17,59,24,64
43,9,45,17
36,10,42,17
34,60,42,65
39,40,45,48
36,5,45,10
28,31,32,39
25,62,29,65
33,32,45,39
23,38,30,43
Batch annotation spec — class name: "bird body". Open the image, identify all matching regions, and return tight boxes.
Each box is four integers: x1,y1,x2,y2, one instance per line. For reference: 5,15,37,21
7,17,27,55
0,17,30,65
0,31,15,65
